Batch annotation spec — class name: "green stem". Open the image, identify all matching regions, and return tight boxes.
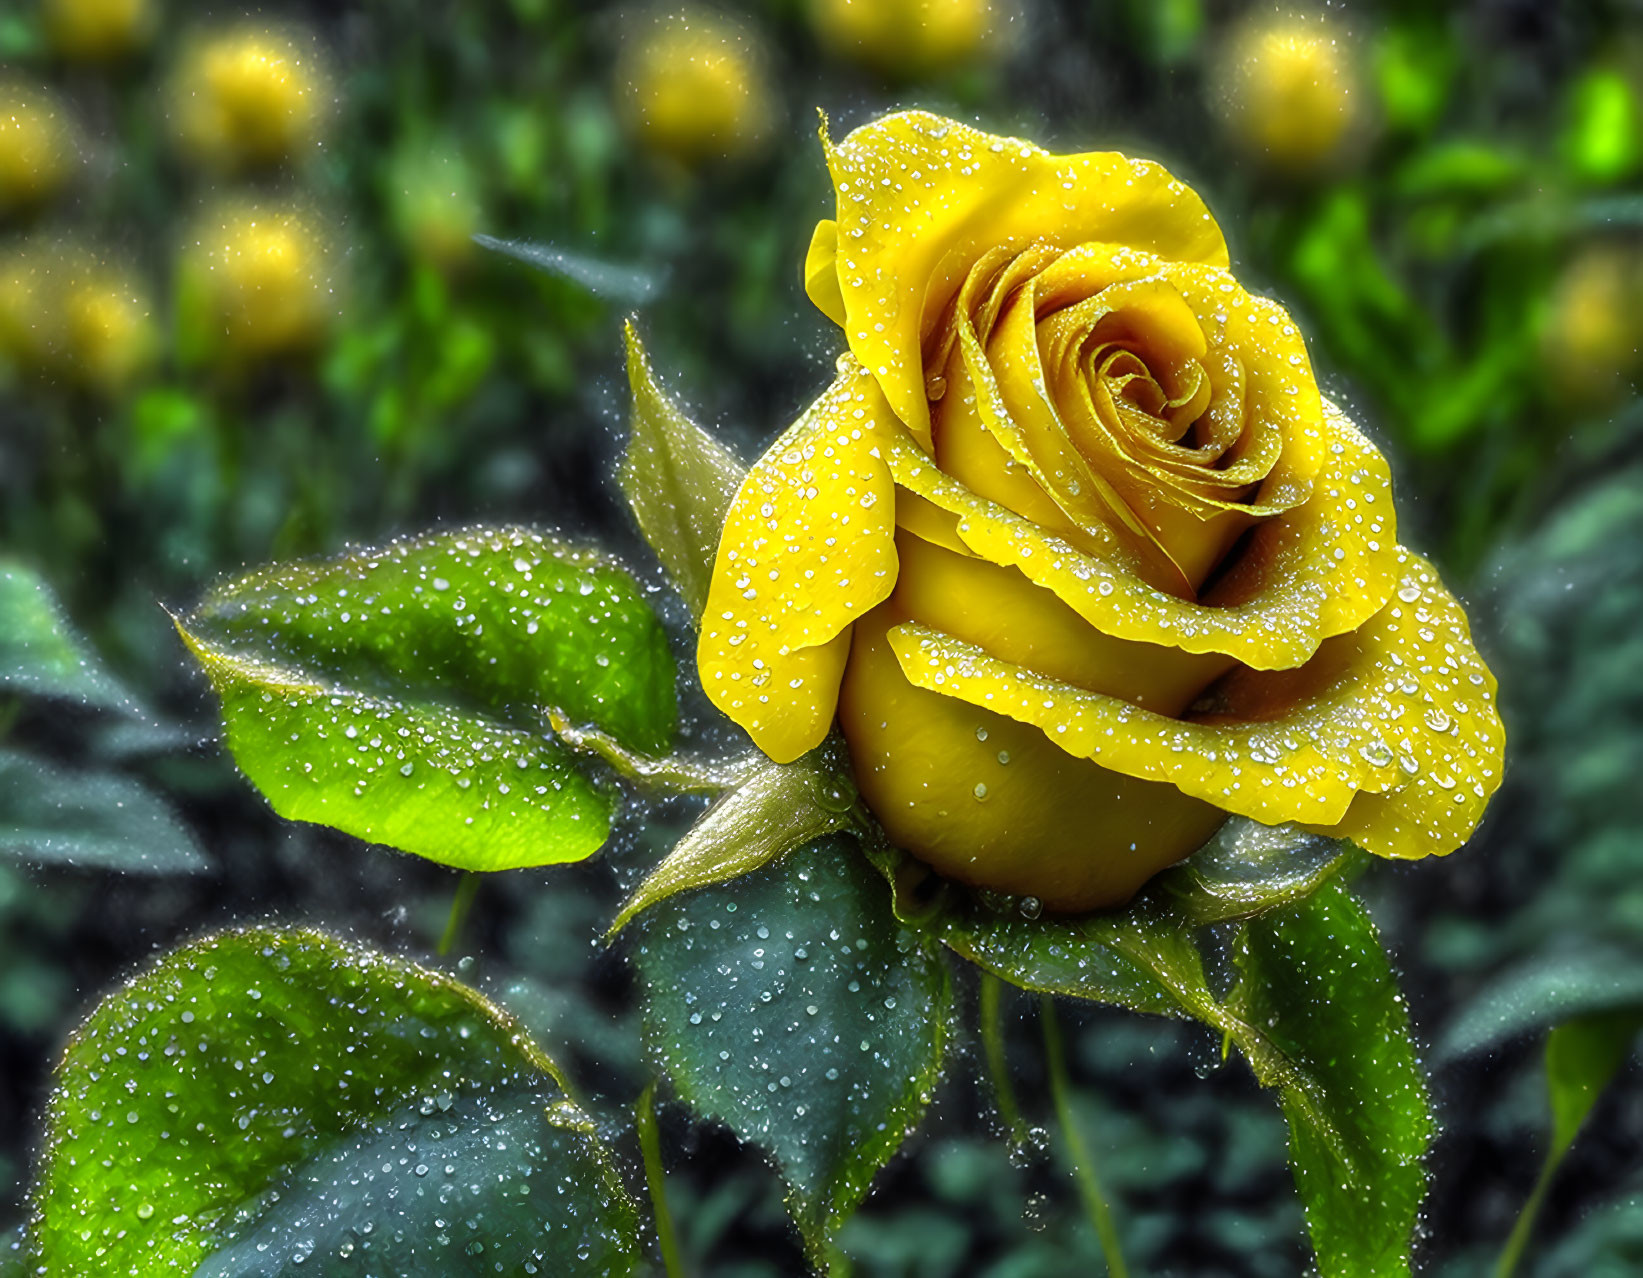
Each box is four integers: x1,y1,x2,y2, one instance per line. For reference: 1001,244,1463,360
437,872,481,957
1494,1146,1566,1278
636,1082,686,1278
979,973,1032,1149
1040,993,1129,1278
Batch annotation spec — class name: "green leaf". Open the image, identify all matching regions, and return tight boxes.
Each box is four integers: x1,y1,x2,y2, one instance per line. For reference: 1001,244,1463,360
1230,883,1432,1278
1437,948,1643,1063
882,819,1354,1017
609,741,858,937
29,926,641,1276
177,525,677,871
0,748,206,874
634,835,950,1264
1156,819,1358,927
619,322,746,616
0,560,136,712
474,235,663,304
1546,1010,1642,1154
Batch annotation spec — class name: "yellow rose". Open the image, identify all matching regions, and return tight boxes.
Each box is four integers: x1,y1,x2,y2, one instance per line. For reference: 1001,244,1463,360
1215,13,1362,174
697,112,1504,912
42,0,155,62
178,200,336,362
809,0,994,80
1541,244,1643,406
0,84,77,216
618,11,772,166
170,26,329,171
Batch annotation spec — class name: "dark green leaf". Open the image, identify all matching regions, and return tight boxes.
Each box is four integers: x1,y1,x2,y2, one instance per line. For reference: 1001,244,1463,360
0,560,136,712
178,525,677,871
635,836,950,1263
30,926,640,1276
619,322,746,616
0,748,206,874
1230,883,1431,1278
474,234,663,303
1437,948,1643,1063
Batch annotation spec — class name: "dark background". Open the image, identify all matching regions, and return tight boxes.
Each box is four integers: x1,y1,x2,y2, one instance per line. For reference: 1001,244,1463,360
5,1,1643,1273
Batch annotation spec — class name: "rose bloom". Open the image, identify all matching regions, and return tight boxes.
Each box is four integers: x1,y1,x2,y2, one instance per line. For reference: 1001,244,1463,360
619,11,772,166
697,112,1504,912
809,0,995,80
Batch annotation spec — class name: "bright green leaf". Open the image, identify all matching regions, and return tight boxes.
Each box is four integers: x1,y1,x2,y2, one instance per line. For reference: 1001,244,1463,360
1564,68,1643,185
0,560,136,712
1230,883,1432,1278
0,748,206,874
1547,1010,1642,1154
178,525,677,871
634,836,950,1264
30,926,641,1277
619,322,746,616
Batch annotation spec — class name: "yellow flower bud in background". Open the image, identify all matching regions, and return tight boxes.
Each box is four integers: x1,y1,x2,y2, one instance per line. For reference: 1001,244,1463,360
170,26,328,171
388,144,482,272
0,85,77,216
0,239,155,393
618,10,773,166
1541,244,1643,407
808,0,994,79
41,0,156,63
178,200,336,363
60,265,159,395
0,240,59,371
1215,11,1362,175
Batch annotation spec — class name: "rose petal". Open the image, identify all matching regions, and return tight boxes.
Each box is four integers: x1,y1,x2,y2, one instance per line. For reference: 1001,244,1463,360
815,111,1229,445
698,360,899,761
886,398,1399,669
886,547,1502,857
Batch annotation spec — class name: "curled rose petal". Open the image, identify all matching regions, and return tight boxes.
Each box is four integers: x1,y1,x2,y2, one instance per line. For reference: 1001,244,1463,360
698,360,898,762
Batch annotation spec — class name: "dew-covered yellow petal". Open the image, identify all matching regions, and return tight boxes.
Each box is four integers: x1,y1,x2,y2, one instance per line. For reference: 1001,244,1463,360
885,399,1398,669
886,547,1501,857
818,111,1229,443
1300,553,1505,860
838,603,1225,912
698,360,899,762
804,218,847,328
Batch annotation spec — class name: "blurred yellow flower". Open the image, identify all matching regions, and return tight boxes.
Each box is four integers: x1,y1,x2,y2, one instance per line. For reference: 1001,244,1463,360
1216,12,1362,174
170,26,328,170
42,0,156,62
698,112,1503,911
179,201,336,362
809,0,994,79
619,11,772,166
1542,244,1643,406
0,85,77,216
60,267,159,395
0,240,157,393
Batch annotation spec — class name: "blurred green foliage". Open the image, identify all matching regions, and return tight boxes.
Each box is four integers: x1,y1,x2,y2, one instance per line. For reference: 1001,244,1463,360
3,0,1643,1273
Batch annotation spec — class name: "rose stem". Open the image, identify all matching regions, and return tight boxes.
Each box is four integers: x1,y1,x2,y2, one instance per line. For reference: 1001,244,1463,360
437,871,481,958
637,1080,686,1278
1040,992,1129,1278
979,973,1033,1149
